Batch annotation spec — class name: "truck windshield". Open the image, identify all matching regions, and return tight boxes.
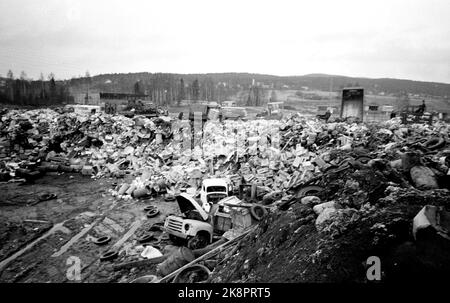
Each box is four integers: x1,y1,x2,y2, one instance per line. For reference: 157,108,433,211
206,186,226,193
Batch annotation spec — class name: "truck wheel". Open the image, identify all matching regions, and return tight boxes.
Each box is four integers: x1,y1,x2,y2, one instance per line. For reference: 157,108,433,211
187,233,209,250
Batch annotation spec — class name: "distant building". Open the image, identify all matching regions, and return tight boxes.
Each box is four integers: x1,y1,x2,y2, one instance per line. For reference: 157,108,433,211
364,104,393,122
72,92,101,105
100,92,150,112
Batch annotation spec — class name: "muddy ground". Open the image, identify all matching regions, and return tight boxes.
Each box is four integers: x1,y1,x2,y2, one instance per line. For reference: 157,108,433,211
0,174,179,283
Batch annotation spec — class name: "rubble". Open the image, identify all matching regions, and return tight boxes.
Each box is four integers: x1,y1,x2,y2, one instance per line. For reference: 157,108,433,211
2,106,450,282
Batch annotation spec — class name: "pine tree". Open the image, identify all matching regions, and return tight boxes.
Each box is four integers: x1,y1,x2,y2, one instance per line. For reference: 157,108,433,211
177,78,185,106
192,79,200,101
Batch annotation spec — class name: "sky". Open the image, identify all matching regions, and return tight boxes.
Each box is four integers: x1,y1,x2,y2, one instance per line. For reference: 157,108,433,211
0,0,449,83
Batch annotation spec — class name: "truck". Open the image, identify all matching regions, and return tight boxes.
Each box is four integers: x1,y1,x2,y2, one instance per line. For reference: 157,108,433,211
164,192,266,249
164,193,214,249
200,178,233,213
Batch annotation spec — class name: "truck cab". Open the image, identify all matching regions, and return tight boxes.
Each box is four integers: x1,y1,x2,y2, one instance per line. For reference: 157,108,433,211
164,193,214,249
200,178,233,213
164,193,243,249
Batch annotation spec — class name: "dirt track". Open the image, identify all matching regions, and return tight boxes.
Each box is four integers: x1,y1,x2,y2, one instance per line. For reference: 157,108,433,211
0,174,178,283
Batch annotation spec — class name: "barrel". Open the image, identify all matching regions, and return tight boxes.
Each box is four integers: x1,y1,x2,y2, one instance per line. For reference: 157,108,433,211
156,247,195,277
118,183,130,195
132,187,150,199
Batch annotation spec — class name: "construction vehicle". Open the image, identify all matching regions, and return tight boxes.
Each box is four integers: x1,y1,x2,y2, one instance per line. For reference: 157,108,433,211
256,102,284,119
120,100,168,118
399,105,434,125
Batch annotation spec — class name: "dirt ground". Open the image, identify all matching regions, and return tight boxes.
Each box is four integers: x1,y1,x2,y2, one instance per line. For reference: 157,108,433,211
211,165,450,283
0,174,179,283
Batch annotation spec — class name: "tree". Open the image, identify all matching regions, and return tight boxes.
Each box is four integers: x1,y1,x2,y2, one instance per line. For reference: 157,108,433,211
49,76,57,103
20,71,27,80
177,78,185,106
134,80,143,95
192,79,200,101
39,72,46,99
48,73,55,81
7,70,14,79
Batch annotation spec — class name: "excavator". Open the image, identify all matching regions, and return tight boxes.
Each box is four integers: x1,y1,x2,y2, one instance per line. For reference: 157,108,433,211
120,100,168,118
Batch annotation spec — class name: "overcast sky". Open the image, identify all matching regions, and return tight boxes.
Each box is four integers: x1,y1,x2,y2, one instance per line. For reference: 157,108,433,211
0,0,449,83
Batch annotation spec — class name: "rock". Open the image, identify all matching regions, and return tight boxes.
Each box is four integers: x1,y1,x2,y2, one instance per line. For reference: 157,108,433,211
315,207,338,229
410,166,439,190
301,196,321,206
390,159,403,170
313,201,336,215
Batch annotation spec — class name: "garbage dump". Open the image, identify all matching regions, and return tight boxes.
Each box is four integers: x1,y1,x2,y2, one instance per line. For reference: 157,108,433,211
0,109,172,183
1,107,450,283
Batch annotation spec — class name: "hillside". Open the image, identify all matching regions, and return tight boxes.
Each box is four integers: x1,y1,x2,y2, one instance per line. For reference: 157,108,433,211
67,72,450,99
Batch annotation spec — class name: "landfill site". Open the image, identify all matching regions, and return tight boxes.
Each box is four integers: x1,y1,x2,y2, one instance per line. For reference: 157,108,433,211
0,89,449,283
1,1,450,286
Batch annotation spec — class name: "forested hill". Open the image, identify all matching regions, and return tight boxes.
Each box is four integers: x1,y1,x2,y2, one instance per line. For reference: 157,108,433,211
70,72,450,98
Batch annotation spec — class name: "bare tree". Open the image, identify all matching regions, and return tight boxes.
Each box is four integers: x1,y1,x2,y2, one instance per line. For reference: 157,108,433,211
20,71,27,80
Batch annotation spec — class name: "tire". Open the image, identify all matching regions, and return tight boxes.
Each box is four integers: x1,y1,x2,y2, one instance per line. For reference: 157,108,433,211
297,185,324,198
356,156,372,164
148,223,164,232
143,205,157,212
144,206,160,218
137,233,155,243
100,250,118,262
146,208,160,218
173,264,211,283
94,236,111,245
187,233,209,250
424,137,445,150
164,195,176,202
250,205,268,221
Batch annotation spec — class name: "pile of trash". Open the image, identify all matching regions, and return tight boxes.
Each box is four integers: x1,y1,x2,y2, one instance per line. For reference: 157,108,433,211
0,108,172,183
2,109,449,198
207,115,450,282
